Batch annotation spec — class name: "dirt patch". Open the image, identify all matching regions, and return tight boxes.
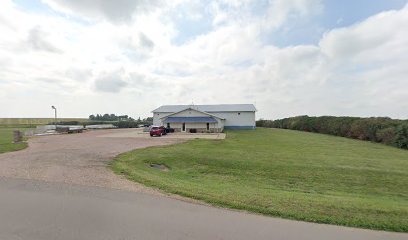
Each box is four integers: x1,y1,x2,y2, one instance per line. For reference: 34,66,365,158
0,129,185,194
149,163,170,171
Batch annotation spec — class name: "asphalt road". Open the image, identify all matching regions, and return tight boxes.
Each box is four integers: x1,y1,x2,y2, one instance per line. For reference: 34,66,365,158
1,177,406,240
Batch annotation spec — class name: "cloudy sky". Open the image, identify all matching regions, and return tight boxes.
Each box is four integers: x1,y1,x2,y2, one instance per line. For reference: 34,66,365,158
0,0,407,119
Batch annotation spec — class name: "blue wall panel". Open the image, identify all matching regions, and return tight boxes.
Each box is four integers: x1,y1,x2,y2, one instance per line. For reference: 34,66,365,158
224,126,256,130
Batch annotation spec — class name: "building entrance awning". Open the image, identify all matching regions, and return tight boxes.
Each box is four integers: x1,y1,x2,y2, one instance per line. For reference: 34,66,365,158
164,117,217,123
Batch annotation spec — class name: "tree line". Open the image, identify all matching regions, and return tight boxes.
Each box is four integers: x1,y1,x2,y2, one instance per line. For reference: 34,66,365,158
88,114,152,126
256,116,408,149
89,114,133,121
49,114,153,128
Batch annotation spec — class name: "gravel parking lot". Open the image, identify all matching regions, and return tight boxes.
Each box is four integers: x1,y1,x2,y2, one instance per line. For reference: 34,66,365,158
0,129,185,193
100,128,226,139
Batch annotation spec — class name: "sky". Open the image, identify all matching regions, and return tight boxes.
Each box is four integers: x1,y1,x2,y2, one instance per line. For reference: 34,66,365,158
0,0,407,120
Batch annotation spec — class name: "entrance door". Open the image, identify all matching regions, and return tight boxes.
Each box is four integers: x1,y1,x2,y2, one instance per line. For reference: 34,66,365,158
182,123,186,132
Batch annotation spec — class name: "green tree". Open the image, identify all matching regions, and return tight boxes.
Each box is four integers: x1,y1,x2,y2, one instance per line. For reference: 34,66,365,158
394,124,408,149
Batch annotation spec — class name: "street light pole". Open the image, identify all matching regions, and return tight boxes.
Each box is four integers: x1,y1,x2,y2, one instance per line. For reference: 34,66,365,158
51,106,57,130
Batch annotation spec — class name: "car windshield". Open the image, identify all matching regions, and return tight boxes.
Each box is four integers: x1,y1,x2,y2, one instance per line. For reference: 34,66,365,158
151,127,159,130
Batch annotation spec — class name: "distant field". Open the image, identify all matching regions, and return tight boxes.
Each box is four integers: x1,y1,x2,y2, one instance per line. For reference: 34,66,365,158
0,118,87,126
112,128,408,232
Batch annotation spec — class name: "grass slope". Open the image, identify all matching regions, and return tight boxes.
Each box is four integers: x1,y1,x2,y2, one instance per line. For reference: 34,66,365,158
112,128,408,232
0,128,29,153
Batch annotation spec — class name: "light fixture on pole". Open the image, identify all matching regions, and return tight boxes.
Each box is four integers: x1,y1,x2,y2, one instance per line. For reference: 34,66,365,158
51,106,57,130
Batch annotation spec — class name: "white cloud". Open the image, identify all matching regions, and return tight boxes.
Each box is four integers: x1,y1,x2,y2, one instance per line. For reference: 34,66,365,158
320,7,408,62
25,26,63,53
263,0,323,30
42,0,162,23
0,0,407,119
94,70,128,93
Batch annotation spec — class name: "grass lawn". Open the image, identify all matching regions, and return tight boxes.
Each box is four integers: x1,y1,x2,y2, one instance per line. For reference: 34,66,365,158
0,117,86,154
112,128,408,232
0,127,30,154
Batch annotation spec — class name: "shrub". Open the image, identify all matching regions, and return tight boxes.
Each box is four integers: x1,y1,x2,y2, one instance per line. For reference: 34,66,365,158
394,124,408,149
376,127,396,145
48,121,80,125
113,121,139,128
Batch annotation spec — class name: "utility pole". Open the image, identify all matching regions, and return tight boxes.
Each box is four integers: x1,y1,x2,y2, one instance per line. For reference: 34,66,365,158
51,106,57,130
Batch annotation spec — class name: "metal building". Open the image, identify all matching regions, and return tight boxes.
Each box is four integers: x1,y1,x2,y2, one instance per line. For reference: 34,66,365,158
152,104,256,133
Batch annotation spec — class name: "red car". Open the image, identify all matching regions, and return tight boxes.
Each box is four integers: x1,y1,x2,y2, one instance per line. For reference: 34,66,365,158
150,126,167,137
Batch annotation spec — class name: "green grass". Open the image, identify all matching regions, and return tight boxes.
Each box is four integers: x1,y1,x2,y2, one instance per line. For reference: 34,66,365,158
112,128,408,232
0,127,31,153
0,117,86,153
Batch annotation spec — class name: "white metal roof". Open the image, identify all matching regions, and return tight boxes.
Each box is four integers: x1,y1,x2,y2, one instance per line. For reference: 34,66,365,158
159,107,225,120
152,104,257,113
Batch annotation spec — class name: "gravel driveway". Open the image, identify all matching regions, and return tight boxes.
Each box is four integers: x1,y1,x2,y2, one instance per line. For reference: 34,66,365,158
0,129,184,192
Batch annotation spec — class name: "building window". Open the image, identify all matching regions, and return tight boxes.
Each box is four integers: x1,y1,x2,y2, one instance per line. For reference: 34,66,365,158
167,123,170,128
206,123,210,131
238,112,241,115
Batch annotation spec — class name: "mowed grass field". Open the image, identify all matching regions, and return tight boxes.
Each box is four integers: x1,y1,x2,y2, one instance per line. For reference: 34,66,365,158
0,128,30,154
112,128,408,232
